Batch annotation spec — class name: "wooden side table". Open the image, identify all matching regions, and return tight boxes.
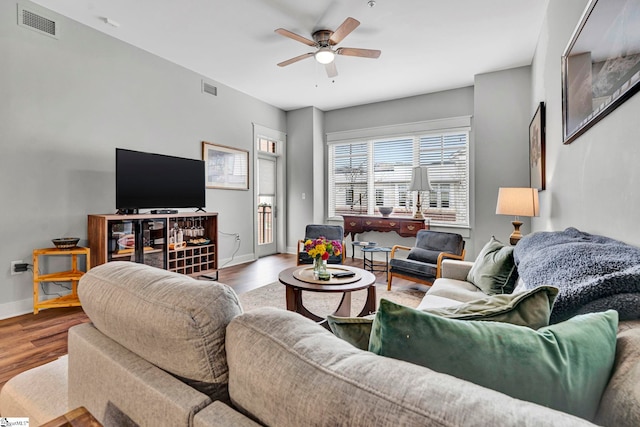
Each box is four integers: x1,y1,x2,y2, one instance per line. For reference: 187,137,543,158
362,246,392,273
350,241,377,259
32,247,90,314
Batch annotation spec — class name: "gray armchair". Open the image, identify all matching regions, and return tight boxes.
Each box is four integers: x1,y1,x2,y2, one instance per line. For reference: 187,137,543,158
297,224,346,266
387,230,465,290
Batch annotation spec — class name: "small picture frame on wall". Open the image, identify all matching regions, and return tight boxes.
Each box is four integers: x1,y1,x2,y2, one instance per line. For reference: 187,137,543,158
529,102,545,191
202,141,249,190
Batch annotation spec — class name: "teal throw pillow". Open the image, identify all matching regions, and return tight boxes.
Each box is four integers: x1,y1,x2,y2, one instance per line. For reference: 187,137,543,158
467,236,518,294
369,299,618,421
328,286,558,350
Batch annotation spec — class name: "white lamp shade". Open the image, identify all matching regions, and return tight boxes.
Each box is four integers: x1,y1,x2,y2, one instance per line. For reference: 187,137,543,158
496,187,539,217
315,47,335,64
408,166,433,191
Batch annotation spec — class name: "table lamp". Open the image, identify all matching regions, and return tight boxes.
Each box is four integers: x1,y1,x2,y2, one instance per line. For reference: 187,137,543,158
495,187,539,245
408,166,432,219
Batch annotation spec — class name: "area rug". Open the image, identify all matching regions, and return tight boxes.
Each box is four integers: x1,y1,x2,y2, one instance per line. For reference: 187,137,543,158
238,282,425,317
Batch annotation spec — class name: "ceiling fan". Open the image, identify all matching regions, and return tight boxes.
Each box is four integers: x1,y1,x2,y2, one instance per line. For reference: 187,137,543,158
275,17,381,78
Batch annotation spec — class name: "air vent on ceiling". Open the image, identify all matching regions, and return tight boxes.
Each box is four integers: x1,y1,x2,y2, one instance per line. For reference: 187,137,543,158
17,4,59,39
202,81,217,97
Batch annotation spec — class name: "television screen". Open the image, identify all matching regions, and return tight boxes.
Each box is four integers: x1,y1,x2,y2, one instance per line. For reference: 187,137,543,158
116,148,205,210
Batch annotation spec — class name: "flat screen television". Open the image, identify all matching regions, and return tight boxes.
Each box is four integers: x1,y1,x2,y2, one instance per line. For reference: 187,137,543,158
116,148,205,212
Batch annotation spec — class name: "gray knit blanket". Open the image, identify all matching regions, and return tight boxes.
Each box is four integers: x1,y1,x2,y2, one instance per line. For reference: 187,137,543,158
514,227,640,323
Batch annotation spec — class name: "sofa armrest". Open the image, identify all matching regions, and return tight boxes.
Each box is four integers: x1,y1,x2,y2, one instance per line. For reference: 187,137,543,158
440,259,475,281
436,251,467,278
595,326,640,427
68,323,212,427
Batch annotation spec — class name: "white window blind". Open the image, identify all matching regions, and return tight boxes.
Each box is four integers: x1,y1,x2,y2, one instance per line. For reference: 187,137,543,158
373,137,413,210
419,133,468,224
328,123,469,227
329,142,368,214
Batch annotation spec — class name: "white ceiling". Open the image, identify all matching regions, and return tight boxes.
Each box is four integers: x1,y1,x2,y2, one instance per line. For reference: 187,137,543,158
31,0,549,112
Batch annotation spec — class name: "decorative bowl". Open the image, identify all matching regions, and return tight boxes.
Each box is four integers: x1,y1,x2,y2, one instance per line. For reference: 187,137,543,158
378,206,393,217
52,237,80,249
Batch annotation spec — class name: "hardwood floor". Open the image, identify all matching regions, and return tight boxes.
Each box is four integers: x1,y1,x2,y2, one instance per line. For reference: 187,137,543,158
0,252,415,391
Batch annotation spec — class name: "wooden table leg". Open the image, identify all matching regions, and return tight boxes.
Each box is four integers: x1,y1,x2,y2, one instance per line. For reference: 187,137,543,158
283,279,375,331
333,292,352,317
285,285,297,312
286,285,326,325
357,285,377,317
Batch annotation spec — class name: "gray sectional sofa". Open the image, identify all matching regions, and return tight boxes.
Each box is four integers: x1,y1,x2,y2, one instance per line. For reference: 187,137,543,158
2,258,640,426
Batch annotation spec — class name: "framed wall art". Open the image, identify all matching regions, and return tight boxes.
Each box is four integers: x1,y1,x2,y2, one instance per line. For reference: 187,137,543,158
202,141,249,190
529,102,545,191
562,0,640,144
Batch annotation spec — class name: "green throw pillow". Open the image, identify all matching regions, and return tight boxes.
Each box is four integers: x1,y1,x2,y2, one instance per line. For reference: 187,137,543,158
369,299,618,421
467,236,518,294
327,286,558,350
424,285,557,328
327,314,375,350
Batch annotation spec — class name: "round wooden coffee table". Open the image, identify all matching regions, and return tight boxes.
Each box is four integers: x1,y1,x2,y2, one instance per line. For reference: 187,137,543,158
278,265,376,329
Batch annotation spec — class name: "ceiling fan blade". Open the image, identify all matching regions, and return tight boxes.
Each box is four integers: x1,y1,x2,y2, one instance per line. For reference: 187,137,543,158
329,17,360,45
325,62,338,78
277,52,314,67
336,47,381,59
274,28,316,46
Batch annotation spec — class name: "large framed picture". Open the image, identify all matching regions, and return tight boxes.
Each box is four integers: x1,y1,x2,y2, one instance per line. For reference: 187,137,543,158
562,0,640,144
202,141,249,190
529,102,545,191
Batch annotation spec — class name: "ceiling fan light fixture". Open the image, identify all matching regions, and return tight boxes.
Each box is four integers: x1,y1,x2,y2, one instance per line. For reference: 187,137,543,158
315,47,335,64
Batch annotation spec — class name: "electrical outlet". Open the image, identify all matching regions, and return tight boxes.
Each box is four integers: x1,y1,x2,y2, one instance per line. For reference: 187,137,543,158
11,260,24,275
235,234,240,241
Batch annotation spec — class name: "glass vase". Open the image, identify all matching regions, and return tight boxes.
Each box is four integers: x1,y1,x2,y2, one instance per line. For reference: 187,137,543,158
313,256,330,280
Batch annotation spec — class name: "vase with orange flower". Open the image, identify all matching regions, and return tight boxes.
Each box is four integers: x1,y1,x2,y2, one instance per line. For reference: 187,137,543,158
303,236,342,280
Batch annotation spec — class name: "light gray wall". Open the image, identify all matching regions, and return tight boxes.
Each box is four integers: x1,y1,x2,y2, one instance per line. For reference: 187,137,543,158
531,0,640,245
312,107,326,225
325,87,475,133
1,1,285,317
285,107,315,251
473,67,532,255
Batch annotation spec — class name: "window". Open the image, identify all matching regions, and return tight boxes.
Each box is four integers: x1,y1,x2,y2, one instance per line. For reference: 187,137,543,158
330,142,368,214
328,124,469,227
257,137,276,154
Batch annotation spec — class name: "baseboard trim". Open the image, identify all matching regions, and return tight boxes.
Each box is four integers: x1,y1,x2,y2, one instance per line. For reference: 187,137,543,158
0,297,33,320
286,246,297,255
219,253,255,269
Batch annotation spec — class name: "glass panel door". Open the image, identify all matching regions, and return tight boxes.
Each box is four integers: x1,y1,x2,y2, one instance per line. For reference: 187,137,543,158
257,155,277,257
108,220,136,262
107,219,166,269
141,219,166,269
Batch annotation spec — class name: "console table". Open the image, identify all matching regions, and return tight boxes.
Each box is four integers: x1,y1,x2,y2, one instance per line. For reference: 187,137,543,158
341,215,428,241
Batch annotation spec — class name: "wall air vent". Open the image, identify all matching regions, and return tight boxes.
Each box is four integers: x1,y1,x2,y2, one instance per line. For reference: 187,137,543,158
202,81,218,97
17,4,59,39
